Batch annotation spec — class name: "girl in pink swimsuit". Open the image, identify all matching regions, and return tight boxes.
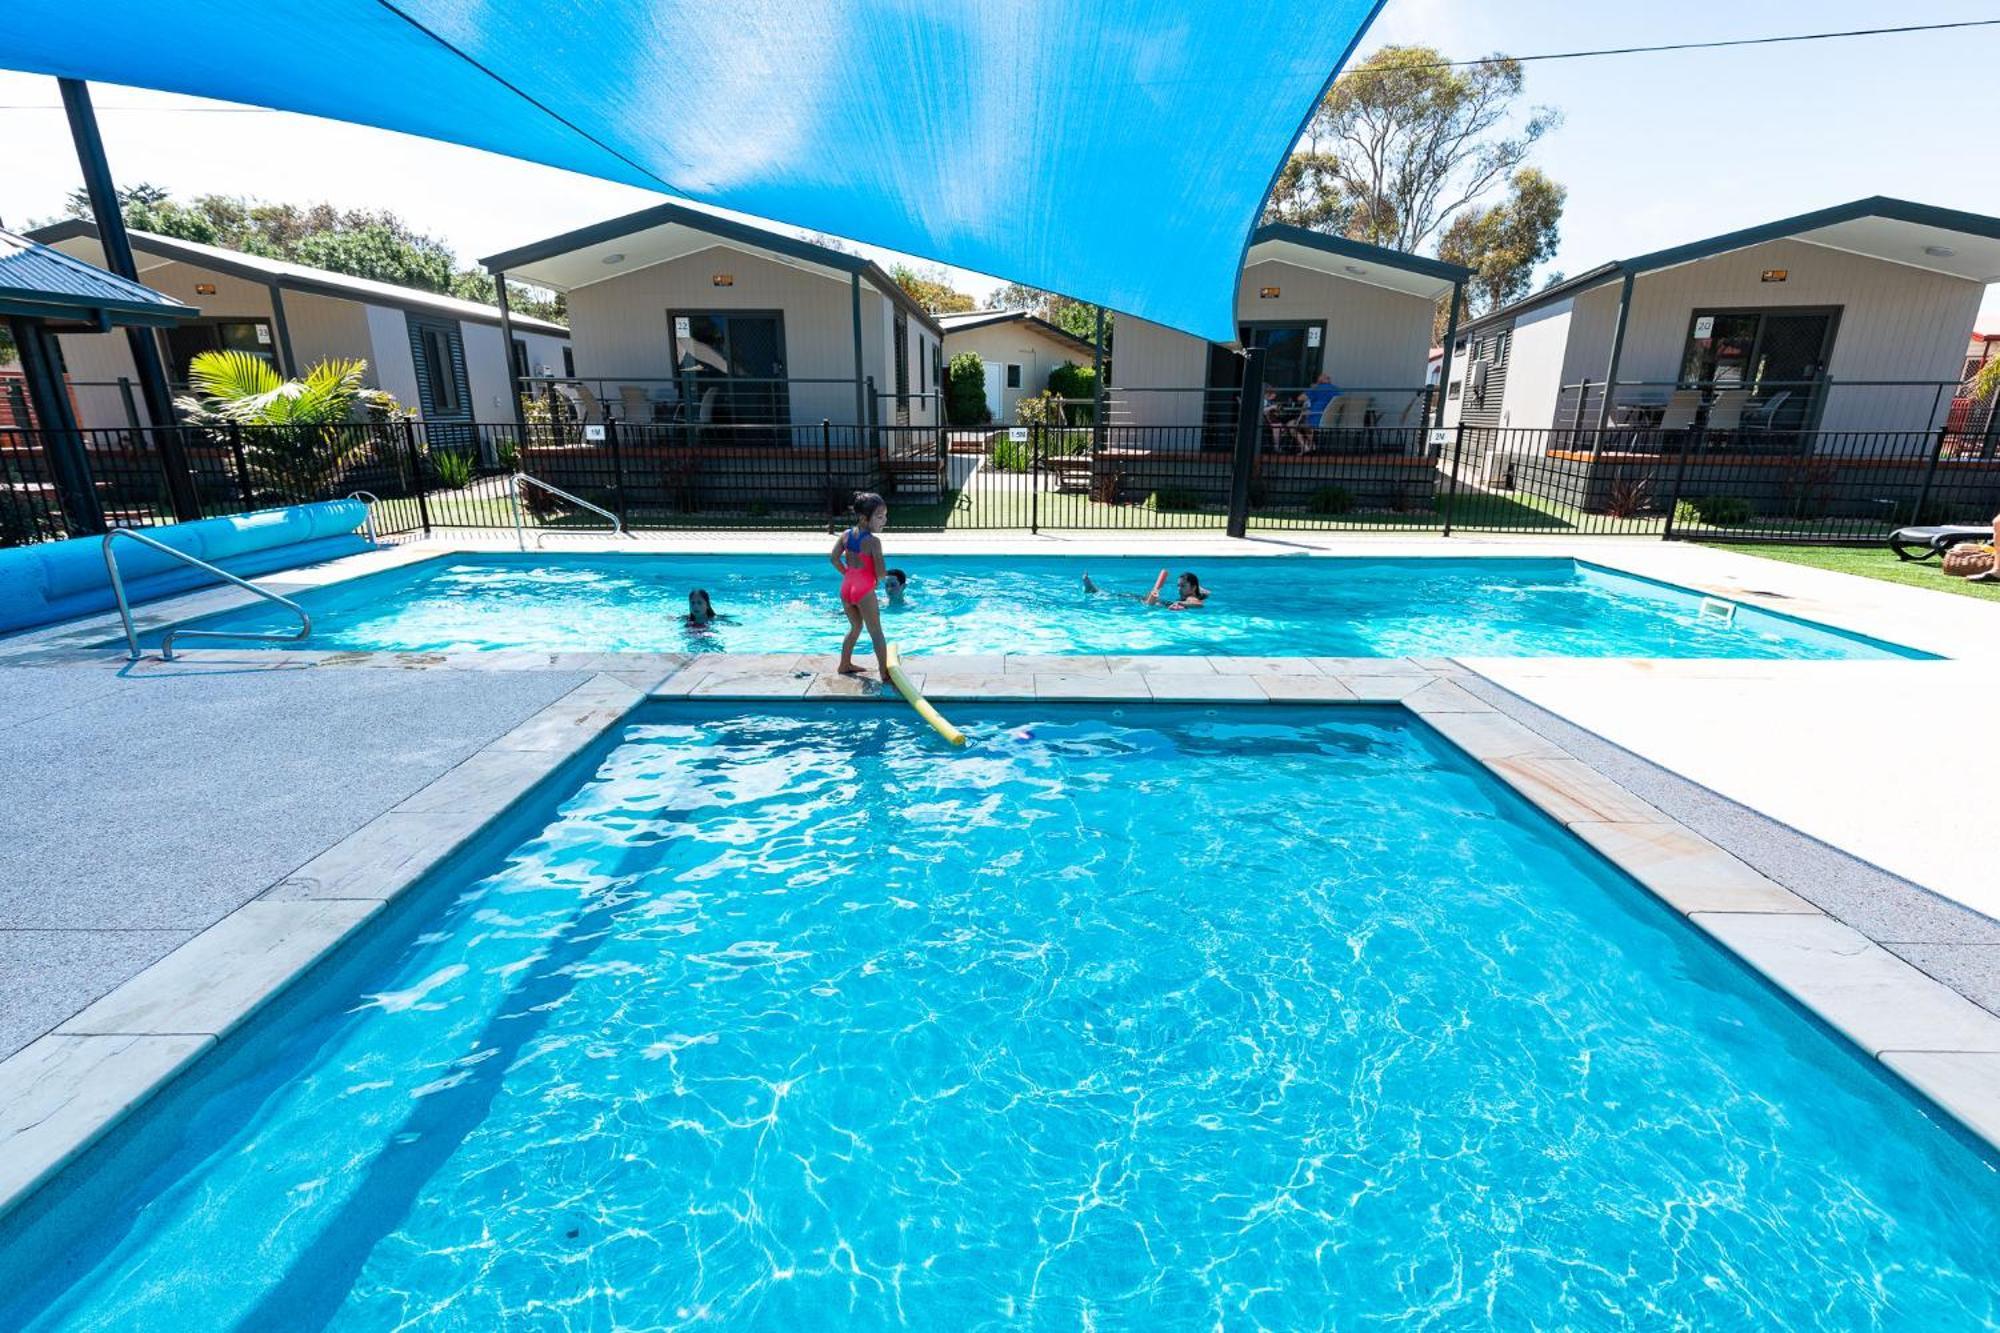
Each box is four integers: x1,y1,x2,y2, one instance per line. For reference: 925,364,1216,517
830,491,890,678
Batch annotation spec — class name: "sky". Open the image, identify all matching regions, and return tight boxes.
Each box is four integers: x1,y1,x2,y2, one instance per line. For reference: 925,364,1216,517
1,0,1996,326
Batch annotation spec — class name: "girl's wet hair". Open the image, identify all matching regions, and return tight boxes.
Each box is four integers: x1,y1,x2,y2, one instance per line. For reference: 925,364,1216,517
885,568,908,584
1179,572,1206,596
853,491,887,519
689,588,713,612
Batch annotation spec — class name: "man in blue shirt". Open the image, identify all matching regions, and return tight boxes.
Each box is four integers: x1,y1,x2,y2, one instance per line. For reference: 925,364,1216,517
1302,373,1340,421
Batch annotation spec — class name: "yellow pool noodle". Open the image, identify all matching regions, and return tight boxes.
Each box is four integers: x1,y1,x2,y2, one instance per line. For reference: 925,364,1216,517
882,644,966,746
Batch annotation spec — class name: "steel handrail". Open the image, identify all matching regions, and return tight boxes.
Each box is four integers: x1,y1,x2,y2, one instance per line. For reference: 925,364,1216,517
509,472,627,550
102,527,312,662
345,491,380,545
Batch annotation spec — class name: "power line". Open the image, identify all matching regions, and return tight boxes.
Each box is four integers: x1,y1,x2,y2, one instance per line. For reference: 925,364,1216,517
2,16,1996,112
1392,19,2000,70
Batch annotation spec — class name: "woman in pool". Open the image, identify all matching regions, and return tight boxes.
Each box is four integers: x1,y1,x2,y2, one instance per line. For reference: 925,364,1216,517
830,491,892,678
1082,569,1208,610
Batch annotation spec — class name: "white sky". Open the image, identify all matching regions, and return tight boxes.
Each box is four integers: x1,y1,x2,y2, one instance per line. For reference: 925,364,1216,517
1,0,1995,326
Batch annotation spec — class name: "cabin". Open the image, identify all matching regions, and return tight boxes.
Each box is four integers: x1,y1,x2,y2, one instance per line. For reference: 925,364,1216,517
28,221,569,437
481,203,944,433
937,310,1098,422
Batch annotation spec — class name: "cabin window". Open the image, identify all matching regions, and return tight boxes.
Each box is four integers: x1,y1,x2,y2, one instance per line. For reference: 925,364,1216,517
669,309,790,428
511,338,529,380
1006,363,1022,389
893,309,910,411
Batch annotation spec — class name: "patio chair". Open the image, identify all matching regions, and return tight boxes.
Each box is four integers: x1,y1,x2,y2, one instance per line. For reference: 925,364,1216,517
1740,390,1791,433
1887,523,1993,561
1315,394,1371,451
1649,388,1703,449
617,384,652,422
1704,388,1750,441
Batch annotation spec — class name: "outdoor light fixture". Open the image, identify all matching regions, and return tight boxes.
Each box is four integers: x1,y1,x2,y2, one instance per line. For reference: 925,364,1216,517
1924,245,1957,258
1258,286,1281,298
1343,264,1367,275
712,273,734,286
194,282,216,295
601,252,625,264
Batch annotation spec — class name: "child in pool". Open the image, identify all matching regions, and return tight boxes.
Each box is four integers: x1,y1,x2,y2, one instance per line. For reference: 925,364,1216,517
830,492,891,678
883,568,909,606
684,588,734,629
1082,568,1209,610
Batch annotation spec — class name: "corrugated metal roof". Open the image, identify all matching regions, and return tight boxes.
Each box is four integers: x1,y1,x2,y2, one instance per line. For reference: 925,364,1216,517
0,227,195,323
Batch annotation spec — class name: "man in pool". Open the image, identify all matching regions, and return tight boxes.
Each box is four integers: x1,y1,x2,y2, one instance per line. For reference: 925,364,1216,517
1083,569,1208,610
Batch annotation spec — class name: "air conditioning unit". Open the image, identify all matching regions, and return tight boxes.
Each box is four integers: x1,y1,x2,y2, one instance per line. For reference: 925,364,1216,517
1467,359,1490,403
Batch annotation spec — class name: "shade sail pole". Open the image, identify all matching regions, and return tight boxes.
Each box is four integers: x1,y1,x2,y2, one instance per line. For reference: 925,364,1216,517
57,76,202,521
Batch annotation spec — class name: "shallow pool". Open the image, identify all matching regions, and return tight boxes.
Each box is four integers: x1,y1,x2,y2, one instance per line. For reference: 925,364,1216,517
163,553,1927,659
3,704,1993,1329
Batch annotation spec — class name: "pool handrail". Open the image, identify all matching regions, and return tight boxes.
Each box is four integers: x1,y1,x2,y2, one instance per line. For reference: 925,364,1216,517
344,491,381,546
510,472,628,551
102,527,313,662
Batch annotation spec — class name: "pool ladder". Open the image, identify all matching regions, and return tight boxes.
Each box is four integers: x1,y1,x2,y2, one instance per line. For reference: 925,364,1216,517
509,472,629,551
102,528,312,662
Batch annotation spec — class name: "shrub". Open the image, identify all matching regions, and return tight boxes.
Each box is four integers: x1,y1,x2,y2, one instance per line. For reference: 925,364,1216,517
992,437,1032,472
1145,486,1203,512
431,448,473,489
495,439,521,472
1047,362,1097,422
947,352,990,425
1605,475,1652,519
1676,494,1753,527
1307,485,1354,515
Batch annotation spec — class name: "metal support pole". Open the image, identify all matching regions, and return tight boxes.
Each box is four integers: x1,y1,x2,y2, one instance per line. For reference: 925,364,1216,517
1910,424,1951,526
1030,419,1041,534
402,418,432,536
603,414,629,526
10,315,106,534
492,269,530,437
1226,345,1267,539
849,274,868,431
1434,281,1463,427
228,419,254,511
59,77,202,522
1441,423,1465,538
266,283,298,377
117,376,141,432
1090,305,1107,452
1595,270,1636,442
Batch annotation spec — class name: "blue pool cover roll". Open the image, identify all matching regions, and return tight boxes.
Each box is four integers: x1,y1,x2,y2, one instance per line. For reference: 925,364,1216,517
3,1,1385,340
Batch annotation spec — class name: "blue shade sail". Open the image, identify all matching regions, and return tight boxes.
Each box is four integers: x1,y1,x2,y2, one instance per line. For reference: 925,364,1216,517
4,1,1385,339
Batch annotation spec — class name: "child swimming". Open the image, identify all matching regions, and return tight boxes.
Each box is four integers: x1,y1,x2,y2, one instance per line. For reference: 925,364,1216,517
1082,569,1209,610
830,492,891,678
883,568,909,605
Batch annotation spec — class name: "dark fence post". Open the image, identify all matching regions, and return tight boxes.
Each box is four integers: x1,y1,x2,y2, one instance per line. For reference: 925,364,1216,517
1030,420,1041,534
1660,430,1698,541
228,420,254,511
821,418,833,519
402,418,432,536
1910,423,1951,526
1226,346,1266,539
603,414,630,526
117,377,142,433
1441,423,1465,538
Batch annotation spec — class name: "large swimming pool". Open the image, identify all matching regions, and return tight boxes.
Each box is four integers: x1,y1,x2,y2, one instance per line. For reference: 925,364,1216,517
162,553,1927,659
3,704,1993,1328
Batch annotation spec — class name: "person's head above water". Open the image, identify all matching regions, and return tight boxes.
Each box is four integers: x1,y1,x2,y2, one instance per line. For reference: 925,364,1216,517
884,568,908,592
687,588,714,622
1178,572,1206,600
853,491,889,531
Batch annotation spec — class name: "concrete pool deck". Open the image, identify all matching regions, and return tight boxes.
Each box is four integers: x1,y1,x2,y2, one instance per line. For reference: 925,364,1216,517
2,530,1998,1215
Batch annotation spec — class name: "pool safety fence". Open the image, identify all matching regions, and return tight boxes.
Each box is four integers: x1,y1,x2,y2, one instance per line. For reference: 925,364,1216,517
4,401,1997,546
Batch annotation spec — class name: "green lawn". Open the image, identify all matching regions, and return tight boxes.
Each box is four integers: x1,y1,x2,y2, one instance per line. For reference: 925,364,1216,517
1712,543,2000,602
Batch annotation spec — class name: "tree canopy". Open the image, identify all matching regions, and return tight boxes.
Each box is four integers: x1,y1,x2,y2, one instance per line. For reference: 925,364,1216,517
889,263,977,315
1263,44,1564,325
58,185,566,324
988,284,1106,343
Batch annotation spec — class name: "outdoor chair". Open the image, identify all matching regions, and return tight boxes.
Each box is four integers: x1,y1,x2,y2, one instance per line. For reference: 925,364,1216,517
1740,391,1792,434
1887,523,1993,561
1647,389,1704,449
1703,388,1750,442
1312,394,1372,451
617,385,652,423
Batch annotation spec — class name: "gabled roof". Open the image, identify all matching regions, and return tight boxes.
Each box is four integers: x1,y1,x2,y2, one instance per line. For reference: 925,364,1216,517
481,201,944,337
1460,197,2000,335
0,227,196,329
936,309,1098,357
29,220,570,337
1246,224,1469,302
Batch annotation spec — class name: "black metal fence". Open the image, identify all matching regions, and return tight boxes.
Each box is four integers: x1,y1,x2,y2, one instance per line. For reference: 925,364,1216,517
5,398,1997,549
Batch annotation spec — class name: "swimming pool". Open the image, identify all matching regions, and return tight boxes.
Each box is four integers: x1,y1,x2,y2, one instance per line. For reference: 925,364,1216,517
162,553,1927,659
3,704,1993,1328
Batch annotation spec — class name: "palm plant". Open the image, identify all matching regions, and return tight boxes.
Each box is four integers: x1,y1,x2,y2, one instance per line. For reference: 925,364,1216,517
176,352,406,500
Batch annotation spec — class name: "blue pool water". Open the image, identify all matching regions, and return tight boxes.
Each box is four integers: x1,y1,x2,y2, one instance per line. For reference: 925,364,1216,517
164,553,1927,658
3,704,1994,1329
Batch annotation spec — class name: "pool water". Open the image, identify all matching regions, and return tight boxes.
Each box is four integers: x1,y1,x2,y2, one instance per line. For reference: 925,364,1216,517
166,553,1927,659
3,704,1994,1329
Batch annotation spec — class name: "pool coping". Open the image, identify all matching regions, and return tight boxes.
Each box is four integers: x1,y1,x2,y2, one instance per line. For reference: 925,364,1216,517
3,652,1997,1226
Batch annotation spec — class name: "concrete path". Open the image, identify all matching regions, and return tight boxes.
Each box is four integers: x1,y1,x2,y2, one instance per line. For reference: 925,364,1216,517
0,662,590,1058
